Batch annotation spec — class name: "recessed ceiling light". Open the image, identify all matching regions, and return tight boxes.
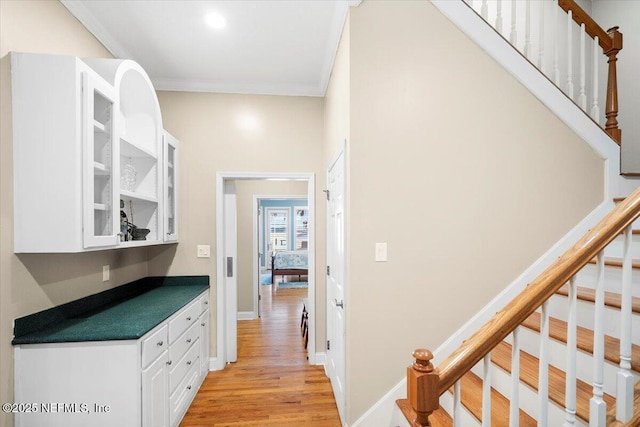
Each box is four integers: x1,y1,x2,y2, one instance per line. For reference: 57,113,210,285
205,12,227,30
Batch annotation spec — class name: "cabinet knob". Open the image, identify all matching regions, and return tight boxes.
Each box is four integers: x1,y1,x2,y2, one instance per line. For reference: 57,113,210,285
204,301,208,305
157,341,164,347
201,322,205,327
187,385,192,390
187,360,192,365
166,360,172,366
186,317,192,321
186,338,192,344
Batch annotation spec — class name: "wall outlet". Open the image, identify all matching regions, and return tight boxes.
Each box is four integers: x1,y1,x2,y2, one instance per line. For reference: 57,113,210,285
102,265,110,282
197,245,211,258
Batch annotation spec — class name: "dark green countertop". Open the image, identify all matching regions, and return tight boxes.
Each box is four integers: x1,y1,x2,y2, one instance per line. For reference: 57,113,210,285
12,276,209,345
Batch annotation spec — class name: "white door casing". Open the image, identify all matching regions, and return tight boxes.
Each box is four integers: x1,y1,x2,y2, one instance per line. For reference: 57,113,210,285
326,145,346,423
223,180,237,363
216,172,316,370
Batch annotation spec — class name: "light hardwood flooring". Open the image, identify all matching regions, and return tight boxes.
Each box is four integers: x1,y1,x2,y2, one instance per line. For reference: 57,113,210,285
180,283,341,426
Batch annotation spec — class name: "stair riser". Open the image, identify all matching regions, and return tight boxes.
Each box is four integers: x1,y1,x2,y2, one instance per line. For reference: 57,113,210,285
546,294,640,343
440,389,481,426
505,328,637,398
470,361,587,426
604,234,640,259
575,264,640,297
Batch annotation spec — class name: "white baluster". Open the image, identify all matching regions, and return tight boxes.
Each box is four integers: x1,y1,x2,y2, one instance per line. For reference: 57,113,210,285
553,0,560,85
510,0,517,46
453,380,462,427
496,0,503,33
509,327,521,427
524,0,532,59
539,300,550,426
589,251,606,426
538,0,545,72
564,277,578,427
481,0,488,20
483,354,491,426
591,36,601,120
617,225,634,422
578,24,587,110
567,11,574,99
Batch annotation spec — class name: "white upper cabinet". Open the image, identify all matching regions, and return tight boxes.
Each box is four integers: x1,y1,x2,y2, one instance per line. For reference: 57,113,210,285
163,131,179,243
11,52,176,252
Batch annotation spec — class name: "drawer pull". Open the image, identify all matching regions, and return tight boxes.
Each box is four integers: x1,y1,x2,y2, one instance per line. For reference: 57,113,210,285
187,385,192,390
167,360,172,366
186,338,192,344
157,341,164,347
187,360,192,365
186,317,192,321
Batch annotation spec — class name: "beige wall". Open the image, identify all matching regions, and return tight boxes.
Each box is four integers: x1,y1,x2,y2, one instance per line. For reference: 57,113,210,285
340,0,604,423
235,180,307,313
147,92,326,356
0,2,150,426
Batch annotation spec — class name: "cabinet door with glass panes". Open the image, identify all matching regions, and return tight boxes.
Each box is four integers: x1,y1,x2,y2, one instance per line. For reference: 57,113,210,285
163,131,178,242
83,71,119,248
294,207,309,250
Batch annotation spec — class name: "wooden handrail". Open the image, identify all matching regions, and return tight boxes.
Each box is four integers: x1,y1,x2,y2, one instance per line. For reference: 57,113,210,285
404,186,640,426
558,0,623,144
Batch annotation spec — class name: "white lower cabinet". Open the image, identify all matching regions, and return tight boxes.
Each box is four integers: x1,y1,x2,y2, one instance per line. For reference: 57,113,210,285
14,291,209,427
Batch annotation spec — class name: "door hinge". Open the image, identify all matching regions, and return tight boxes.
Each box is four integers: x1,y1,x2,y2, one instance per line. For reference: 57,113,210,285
323,189,330,201
327,340,331,350
326,265,330,276
259,294,261,301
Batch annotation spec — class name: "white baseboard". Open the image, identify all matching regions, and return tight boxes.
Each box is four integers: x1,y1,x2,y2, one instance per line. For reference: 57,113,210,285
208,357,219,371
351,378,407,427
315,352,327,365
237,311,256,321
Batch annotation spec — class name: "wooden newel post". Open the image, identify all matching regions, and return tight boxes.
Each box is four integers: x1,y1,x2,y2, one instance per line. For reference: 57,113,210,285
407,349,439,427
604,26,623,145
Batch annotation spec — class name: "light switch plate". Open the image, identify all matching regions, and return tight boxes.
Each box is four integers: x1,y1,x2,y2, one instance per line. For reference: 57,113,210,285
375,242,387,262
197,245,211,258
102,265,110,282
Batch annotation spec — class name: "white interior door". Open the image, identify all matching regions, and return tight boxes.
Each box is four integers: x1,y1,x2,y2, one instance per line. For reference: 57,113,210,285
326,147,346,422
224,180,237,363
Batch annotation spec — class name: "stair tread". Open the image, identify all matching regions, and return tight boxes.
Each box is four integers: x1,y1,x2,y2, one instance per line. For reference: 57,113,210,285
608,381,640,427
556,284,640,314
522,312,640,373
396,399,452,427
455,370,537,426
492,341,616,423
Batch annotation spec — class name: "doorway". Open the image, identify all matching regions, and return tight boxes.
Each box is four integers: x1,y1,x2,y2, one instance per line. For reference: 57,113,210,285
215,172,317,369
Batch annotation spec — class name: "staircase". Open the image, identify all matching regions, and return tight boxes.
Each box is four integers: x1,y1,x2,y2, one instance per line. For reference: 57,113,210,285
392,2,640,425
395,195,640,426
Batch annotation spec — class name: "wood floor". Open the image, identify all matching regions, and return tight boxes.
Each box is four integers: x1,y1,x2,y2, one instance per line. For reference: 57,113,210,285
180,284,341,426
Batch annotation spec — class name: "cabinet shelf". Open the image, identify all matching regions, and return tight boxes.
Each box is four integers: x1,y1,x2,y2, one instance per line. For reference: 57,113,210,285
93,161,109,175
93,120,107,133
121,136,157,159
120,189,158,204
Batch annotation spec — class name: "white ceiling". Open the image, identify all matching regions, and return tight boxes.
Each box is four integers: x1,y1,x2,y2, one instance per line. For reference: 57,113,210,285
61,0,357,97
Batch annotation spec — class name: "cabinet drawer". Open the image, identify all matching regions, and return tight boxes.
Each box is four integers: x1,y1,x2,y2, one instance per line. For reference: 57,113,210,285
199,293,209,314
141,324,168,368
169,300,199,343
169,338,200,394
169,357,200,426
169,321,198,365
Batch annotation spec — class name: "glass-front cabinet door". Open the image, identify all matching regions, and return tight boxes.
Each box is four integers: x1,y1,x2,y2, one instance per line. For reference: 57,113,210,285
82,70,119,248
163,131,178,242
